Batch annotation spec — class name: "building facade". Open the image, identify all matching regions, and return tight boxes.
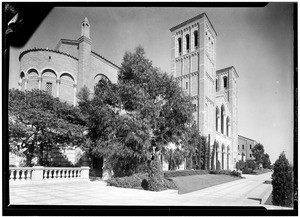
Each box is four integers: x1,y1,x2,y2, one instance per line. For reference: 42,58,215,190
170,13,239,170
18,18,119,105
12,18,119,170
238,135,257,161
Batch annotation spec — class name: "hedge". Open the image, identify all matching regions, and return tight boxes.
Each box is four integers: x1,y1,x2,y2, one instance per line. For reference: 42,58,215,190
164,169,209,178
106,172,177,191
106,173,148,189
209,170,242,177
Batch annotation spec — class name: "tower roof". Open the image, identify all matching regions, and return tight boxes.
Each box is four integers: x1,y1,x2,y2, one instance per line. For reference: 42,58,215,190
217,66,239,78
83,17,89,24
170,13,217,36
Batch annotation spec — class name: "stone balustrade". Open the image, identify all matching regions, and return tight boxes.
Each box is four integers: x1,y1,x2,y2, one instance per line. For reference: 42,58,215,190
9,166,90,185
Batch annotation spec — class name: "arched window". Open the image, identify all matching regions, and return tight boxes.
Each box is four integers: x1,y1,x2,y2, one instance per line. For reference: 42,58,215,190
226,117,230,136
186,34,190,52
178,38,182,56
216,79,218,91
216,107,219,131
194,30,198,48
223,76,228,89
221,105,225,134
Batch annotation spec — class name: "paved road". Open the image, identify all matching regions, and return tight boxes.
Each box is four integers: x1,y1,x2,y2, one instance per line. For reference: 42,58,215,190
10,172,275,207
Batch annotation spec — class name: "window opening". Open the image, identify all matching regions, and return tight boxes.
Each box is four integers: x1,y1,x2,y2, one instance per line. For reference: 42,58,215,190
194,31,198,47
178,38,182,56
186,34,190,52
46,82,52,95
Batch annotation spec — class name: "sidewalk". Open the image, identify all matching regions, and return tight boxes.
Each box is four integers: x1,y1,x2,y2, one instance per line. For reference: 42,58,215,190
9,171,280,208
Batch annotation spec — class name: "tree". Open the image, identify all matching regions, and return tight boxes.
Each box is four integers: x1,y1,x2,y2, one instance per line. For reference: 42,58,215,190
79,46,196,177
272,152,294,207
262,153,271,169
251,143,265,166
9,89,87,166
251,143,272,169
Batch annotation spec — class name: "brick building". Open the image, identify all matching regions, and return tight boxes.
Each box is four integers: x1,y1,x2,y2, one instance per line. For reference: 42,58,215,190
170,13,239,170
18,17,119,105
238,135,257,161
13,18,119,171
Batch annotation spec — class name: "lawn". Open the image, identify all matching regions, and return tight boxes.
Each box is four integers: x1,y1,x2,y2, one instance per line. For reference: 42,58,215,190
253,169,272,175
171,174,242,194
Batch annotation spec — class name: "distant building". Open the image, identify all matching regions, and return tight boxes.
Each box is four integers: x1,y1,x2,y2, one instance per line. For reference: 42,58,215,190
238,135,257,161
170,13,239,170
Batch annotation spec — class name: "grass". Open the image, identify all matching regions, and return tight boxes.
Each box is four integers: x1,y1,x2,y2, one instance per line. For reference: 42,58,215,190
253,169,272,175
264,192,273,205
171,174,242,194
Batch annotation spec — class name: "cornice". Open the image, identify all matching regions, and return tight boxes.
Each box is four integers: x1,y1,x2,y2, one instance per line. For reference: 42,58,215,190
19,48,78,61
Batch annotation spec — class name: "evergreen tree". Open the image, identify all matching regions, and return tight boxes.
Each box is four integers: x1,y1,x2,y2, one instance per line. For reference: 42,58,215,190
272,152,294,207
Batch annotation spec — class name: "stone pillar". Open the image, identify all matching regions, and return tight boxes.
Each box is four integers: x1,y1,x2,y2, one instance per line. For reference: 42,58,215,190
32,166,44,181
38,77,42,90
80,166,90,180
73,84,77,106
56,79,60,97
24,78,28,90
18,82,22,91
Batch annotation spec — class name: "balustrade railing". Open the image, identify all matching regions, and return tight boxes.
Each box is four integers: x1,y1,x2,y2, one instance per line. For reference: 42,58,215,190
9,166,89,184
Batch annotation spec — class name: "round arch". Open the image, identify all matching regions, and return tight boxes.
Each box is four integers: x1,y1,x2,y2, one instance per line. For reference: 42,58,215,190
26,68,39,90
60,72,76,83
41,68,57,78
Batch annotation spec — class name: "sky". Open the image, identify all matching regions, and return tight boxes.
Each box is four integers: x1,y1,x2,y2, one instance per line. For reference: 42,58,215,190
8,3,295,164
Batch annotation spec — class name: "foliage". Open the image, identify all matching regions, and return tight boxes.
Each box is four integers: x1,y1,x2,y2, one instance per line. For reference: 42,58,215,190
106,173,148,189
245,159,256,170
236,160,245,171
242,168,254,174
79,46,196,177
251,143,272,169
211,141,217,170
209,170,242,177
262,153,271,169
148,156,166,191
164,169,209,178
9,89,86,166
251,143,264,165
272,152,294,207
164,148,184,170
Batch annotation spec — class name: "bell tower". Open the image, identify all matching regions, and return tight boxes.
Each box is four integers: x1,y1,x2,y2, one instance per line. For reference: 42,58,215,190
78,17,91,91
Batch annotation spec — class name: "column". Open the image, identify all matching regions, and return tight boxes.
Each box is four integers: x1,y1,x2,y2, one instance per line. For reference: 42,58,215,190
56,79,60,97
227,153,230,170
73,84,77,106
24,78,28,90
18,82,22,91
38,77,42,90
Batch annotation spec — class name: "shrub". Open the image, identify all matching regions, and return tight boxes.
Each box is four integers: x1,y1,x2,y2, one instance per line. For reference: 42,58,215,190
210,170,242,177
106,173,148,189
242,168,253,174
272,152,293,207
245,159,256,170
148,158,165,191
164,170,209,178
236,160,245,170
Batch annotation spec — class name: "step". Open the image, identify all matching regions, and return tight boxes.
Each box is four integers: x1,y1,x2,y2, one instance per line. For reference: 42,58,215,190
247,183,272,204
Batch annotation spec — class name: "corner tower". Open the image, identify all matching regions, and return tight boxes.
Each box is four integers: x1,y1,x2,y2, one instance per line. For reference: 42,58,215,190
78,17,91,91
170,13,217,144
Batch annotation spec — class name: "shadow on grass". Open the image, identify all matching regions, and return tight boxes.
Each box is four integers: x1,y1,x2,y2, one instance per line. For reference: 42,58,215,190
171,174,242,194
